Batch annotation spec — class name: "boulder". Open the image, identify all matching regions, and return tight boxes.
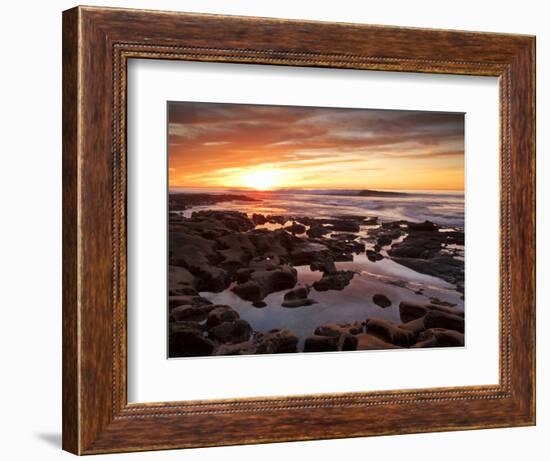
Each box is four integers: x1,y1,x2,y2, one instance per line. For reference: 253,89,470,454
310,257,337,274
373,293,392,308
208,319,252,344
251,213,267,225
338,333,359,351
168,294,212,310
169,325,215,357
304,335,339,352
281,284,317,308
398,316,427,336
248,254,281,271
248,229,300,258
366,318,416,347
255,329,299,354
169,231,230,292
213,341,257,356
355,333,402,350
412,328,464,348
399,301,429,322
313,270,355,291
169,304,215,322
424,309,464,333
169,265,196,295
206,306,240,327
232,264,298,302
284,221,306,234
191,210,255,232
314,322,363,337
389,237,442,259
216,233,256,270
366,249,384,262
282,298,317,308
307,225,330,238
407,220,439,232
329,220,360,232
289,241,331,266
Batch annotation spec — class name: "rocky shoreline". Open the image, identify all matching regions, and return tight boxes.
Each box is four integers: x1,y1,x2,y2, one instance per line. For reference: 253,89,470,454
168,193,465,357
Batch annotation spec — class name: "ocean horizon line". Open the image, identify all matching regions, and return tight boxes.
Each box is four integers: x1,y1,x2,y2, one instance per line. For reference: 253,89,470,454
168,186,465,196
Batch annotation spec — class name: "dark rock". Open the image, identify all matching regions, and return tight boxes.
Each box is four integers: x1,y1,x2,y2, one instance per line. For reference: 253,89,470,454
170,304,215,322
216,233,256,270
208,319,252,344
214,341,256,356
232,264,298,302
255,329,299,354
252,301,267,308
314,322,363,336
392,255,464,290
304,335,339,352
236,267,253,283
399,301,464,327
366,249,384,262
429,304,465,317
310,257,337,274
313,270,355,291
191,210,255,232
169,193,258,210
169,265,196,295
283,284,309,301
364,217,378,225
249,254,281,271
355,333,402,350
169,320,203,334
281,284,317,307
407,220,439,232
288,241,331,266
424,310,464,333
339,333,359,351
169,294,212,310
284,221,306,234
328,219,360,232
281,298,317,308
412,328,464,348
206,306,240,327
249,229,300,257
399,300,430,322
169,325,215,357
429,297,457,307
169,231,230,292
252,213,267,225
366,318,416,347
307,225,330,238
373,294,392,308
266,215,288,225
398,316,426,336
389,237,442,259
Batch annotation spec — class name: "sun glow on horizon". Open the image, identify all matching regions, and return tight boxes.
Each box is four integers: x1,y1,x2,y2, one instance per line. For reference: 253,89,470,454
239,169,283,191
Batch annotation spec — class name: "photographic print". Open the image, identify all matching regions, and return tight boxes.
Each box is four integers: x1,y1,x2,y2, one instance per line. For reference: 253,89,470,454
168,102,465,358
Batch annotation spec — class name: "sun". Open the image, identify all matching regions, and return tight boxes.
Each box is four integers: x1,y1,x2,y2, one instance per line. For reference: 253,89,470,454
240,169,282,191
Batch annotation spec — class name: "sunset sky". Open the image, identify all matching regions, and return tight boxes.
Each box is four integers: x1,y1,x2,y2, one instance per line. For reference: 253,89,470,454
168,102,464,191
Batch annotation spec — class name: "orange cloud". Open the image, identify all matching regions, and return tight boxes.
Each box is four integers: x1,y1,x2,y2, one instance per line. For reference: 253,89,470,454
168,102,464,191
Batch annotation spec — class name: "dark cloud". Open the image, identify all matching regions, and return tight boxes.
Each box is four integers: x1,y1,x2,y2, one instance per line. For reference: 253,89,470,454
168,101,464,190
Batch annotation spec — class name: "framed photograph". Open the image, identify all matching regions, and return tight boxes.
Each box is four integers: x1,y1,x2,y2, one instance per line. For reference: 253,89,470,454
62,6,535,455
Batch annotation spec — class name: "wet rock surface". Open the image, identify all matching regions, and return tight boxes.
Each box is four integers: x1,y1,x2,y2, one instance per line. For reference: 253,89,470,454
282,284,317,308
312,270,356,291
168,198,465,357
373,293,392,308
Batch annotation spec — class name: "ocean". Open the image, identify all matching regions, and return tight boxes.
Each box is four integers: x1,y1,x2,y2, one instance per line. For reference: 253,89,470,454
171,188,464,229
